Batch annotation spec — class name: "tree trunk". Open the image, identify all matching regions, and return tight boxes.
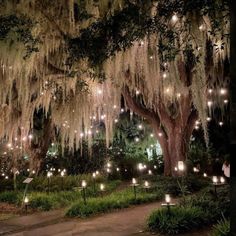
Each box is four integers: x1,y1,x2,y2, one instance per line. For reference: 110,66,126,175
122,86,197,176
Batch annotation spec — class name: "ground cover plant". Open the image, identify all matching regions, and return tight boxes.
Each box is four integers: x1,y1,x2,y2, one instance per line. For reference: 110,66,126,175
147,185,229,235
66,188,163,218
0,179,122,211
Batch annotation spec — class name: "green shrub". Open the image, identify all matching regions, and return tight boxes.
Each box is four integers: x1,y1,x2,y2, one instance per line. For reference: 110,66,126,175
212,216,230,236
66,188,162,218
29,193,55,211
147,206,205,235
0,191,22,204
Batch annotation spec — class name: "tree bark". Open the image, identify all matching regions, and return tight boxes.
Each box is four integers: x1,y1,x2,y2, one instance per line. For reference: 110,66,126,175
122,86,197,176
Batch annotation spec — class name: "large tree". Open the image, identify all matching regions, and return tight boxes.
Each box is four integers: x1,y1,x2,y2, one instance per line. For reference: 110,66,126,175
0,0,229,176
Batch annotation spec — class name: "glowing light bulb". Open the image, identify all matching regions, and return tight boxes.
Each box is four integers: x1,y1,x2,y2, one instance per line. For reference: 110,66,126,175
224,99,228,104
219,122,223,126
199,24,205,31
178,161,184,171
132,178,137,185
144,181,149,187
116,167,120,172
213,176,218,183
207,117,211,122
138,124,143,129
158,132,163,137
24,196,29,204
148,170,152,175
28,134,33,139
97,89,102,94
203,173,207,177
135,137,140,142
82,180,87,188
120,108,124,113
150,133,154,137
92,172,96,178
80,133,84,137
163,73,167,79
165,194,171,203
115,119,118,123
177,93,181,98
220,177,225,183
207,101,213,107
154,165,157,169
171,14,178,23
100,184,105,191
208,89,213,94
220,88,226,95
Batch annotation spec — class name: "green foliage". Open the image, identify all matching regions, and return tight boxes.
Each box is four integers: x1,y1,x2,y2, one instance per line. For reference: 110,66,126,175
212,216,230,236
0,191,22,204
147,206,205,235
147,184,229,235
66,188,162,218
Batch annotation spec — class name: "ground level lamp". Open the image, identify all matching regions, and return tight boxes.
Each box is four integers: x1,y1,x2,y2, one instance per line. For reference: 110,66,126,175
81,180,87,205
131,178,139,200
212,176,225,197
92,172,96,194
24,196,29,213
60,170,65,190
143,180,151,193
161,194,176,215
100,183,105,196
47,171,52,194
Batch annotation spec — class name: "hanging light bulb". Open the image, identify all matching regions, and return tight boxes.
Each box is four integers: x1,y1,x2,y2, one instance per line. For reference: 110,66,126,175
207,101,213,107
171,13,178,23
220,88,227,95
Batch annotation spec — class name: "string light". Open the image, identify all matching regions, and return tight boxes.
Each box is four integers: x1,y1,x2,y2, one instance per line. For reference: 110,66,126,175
163,73,167,79
114,119,118,123
199,24,205,31
135,137,140,142
138,124,143,129
207,101,213,107
220,88,227,95
224,99,228,104
158,132,163,137
207,117,211,121
171,13,178,23
136,90,140,95
177,93,181,98
120,108,124,113
208,89,213,94
219,121,223,126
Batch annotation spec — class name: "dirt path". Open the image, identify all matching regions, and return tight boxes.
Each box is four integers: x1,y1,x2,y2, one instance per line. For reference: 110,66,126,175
0,197,212,236
4,201,165,236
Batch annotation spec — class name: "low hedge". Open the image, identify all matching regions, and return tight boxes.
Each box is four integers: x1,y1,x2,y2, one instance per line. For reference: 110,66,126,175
0,180,122,211
66,188,163,218
148,206,205,235
147,185,230,235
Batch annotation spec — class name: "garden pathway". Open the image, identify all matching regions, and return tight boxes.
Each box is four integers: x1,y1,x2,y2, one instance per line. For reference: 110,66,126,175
0,199,211,236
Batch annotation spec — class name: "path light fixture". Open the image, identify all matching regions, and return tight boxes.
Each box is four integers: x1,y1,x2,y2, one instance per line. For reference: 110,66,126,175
161,194,175,215
131,178,139,200
212,176,225,197
220,177,225,183
47,171,52,194
60,171,65,190
143,180,151,193
81,180,87,204
24,196,29,212
92,172,96,194
100,183,105,196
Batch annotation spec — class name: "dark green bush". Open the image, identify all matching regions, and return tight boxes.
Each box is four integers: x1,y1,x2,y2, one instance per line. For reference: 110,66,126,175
0,191,22,204
66,189,162,218
147,206,205,235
